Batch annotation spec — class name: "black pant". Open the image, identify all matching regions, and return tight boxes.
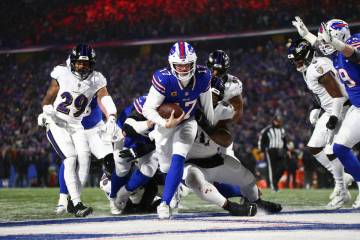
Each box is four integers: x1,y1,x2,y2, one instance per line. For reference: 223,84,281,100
265,148,287,191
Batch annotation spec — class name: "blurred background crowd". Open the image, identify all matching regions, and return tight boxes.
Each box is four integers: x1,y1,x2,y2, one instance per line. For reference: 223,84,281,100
0,0,359,190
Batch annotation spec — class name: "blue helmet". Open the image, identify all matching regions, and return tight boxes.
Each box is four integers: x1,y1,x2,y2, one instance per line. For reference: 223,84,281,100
70,43,96,80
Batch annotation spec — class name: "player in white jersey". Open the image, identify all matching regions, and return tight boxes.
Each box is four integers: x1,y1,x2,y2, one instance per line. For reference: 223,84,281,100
54,97,116,215
288,39,353,209
38,44,118,217
183,50,281,215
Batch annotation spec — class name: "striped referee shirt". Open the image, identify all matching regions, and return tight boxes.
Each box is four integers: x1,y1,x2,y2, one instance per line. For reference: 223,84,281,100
258,125,286,151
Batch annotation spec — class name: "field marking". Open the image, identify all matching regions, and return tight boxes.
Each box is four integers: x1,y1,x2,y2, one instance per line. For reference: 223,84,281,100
1,222,360,240
1,208,359,228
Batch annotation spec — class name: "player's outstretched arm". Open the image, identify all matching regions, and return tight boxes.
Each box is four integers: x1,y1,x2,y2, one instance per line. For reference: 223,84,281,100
292,16,317,45
319,72,346,130
319,22,359,60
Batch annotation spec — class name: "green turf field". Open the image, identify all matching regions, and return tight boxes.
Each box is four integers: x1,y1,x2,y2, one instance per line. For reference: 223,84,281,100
0,188,358,221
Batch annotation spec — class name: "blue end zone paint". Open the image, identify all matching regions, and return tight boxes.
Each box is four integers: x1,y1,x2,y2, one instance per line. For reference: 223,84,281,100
1,222,360,240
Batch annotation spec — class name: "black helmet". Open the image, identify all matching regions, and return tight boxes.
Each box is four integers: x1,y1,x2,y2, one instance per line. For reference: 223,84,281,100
211,76,225,100
207,50,230,77
287,39,314,72
70,43,96,80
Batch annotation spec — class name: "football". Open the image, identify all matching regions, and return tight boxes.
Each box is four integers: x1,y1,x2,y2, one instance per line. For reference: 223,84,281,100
157,103,183,119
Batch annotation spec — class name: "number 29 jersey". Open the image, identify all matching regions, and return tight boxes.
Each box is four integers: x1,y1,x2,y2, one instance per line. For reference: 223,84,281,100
51,65,107,124
332,33,360,107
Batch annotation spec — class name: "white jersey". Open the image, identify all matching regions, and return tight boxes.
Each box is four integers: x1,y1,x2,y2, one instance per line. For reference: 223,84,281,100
51,65,106,124
303,57,347,114
188,74,243,160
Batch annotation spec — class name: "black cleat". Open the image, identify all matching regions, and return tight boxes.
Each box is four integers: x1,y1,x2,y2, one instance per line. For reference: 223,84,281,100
255,198,282,213
73,202,93,217
223,200,257,216
67,198,75,214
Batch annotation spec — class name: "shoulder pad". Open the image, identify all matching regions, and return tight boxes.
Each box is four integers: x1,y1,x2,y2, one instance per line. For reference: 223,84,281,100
50,65,67,80
93,71,107,87
152,69,169,95
224,74,243,100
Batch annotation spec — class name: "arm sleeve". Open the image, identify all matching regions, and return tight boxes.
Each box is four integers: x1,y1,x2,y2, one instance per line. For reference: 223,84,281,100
142,86,167,127
199,88,214,125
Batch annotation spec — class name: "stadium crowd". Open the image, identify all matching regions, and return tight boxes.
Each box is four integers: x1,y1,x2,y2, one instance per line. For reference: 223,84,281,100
1,0,359,48
0,38,328,189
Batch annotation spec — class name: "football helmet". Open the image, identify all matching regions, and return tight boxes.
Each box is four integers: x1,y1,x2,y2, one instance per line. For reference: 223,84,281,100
211,76,225,100
70,43,96,80
207,50,230,77
168,41,197,81
322,19,351,43
287,39,314,72
317,24,336,55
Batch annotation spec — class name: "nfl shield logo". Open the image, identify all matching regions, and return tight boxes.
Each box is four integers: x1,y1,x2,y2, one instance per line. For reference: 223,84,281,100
171,91,177,96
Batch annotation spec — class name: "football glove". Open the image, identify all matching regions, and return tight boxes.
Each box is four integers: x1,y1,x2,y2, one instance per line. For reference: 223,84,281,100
118,142,156,163
326,115,338,130
292,16,317,45
103,115,117,142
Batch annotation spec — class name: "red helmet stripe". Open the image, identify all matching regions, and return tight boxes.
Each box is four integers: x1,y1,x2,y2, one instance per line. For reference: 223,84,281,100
179,42,186,59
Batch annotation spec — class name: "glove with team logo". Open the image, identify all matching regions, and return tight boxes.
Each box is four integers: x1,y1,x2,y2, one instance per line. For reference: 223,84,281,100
103,115,117,142
309,108,321,125
326,115,338,130
292,16,317,45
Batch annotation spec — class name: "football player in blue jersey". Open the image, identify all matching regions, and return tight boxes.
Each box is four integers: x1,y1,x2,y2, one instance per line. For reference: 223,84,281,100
319,19,360,208
54,96,117,215
107,95,160,214
293,17,360,208
142,41,214,218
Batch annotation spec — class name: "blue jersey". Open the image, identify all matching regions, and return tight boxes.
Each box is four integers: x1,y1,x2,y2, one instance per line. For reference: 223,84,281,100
117,95,151,149
332,33,360,107
82,97,103,129
152,65,211,118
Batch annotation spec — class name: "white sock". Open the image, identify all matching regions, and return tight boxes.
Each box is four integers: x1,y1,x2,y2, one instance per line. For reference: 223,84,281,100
314,151,333,173
357,182,360,191
58,193,68,205
331,158,345,189
63,157,81,205
194,182,227,207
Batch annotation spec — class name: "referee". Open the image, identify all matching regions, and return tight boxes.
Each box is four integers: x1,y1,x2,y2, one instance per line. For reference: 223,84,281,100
258,115,288,191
